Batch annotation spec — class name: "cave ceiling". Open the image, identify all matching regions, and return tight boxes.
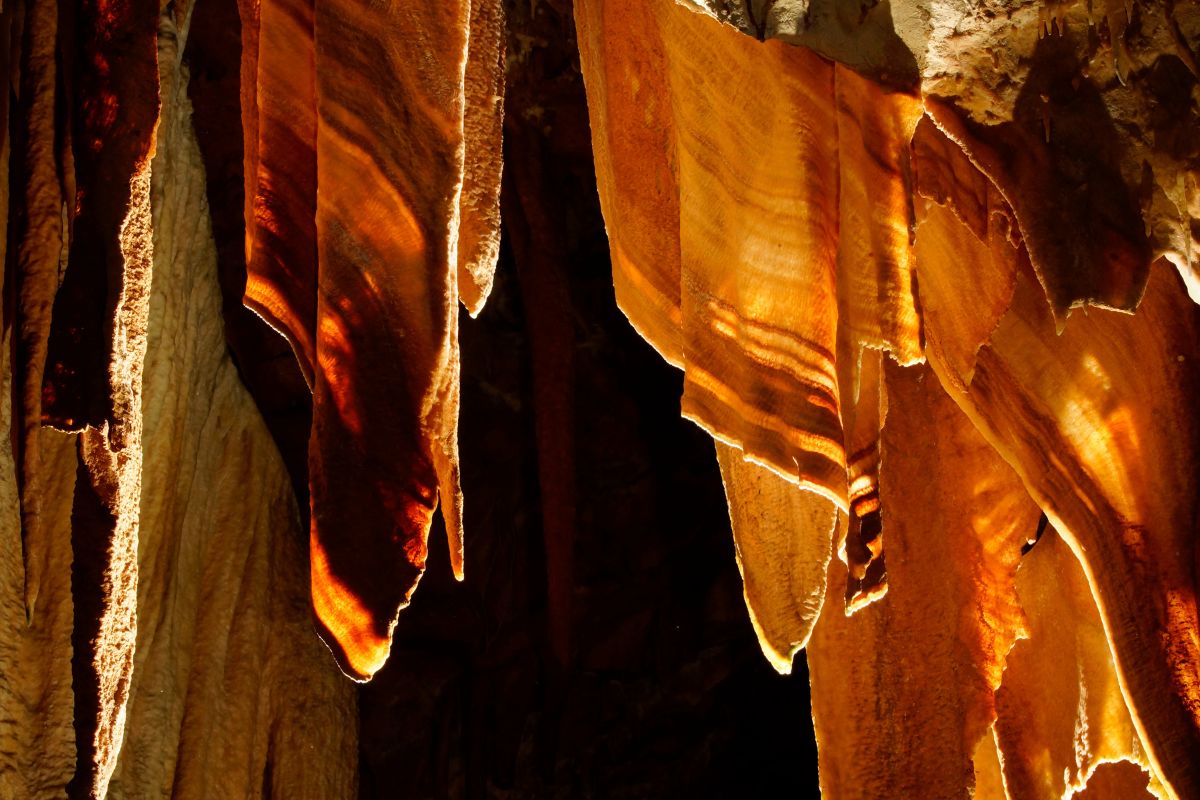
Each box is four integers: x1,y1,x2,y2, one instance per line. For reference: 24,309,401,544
0,0,1197,796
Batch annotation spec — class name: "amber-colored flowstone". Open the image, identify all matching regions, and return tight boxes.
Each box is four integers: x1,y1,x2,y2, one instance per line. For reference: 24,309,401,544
577,0,1200,796
808,360,1035,798
239,0,506,680
0,0,1197,794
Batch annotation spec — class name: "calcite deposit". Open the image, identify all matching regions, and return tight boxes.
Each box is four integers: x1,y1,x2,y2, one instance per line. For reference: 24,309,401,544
578,0,1199,796
0,0,1196,796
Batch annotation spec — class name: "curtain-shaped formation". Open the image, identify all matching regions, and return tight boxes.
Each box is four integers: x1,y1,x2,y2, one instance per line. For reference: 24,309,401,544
807,360,1036,798
675,0,1200,307
576,0,924,629
0,3,357,796
991,528,1157,798
667,17,843,499
832,67,922,608
571,0,682,366
576,0,1200,796
715,442,836,674
912,103,1200,797
922,209,1200,795
238,0,505,680
917,105,1200,793
922,98,1151,324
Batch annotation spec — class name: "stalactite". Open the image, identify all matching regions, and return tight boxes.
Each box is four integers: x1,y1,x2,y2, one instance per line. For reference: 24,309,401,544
238,0,506,681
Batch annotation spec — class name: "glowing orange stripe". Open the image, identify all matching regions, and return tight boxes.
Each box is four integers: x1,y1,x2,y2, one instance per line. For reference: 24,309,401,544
310,530,393,681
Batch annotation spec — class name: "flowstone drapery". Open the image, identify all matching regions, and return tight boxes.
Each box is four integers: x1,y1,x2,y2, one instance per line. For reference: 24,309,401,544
0,0,1196,796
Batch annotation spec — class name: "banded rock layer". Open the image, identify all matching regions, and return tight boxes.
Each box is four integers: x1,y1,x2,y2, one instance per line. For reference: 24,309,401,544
0,0,1196,796
577,0,1200,797
1,3,356,797
239,0,506,680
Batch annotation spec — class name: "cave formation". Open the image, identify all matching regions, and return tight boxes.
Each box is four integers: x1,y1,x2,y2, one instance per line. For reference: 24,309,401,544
0,0,1197,796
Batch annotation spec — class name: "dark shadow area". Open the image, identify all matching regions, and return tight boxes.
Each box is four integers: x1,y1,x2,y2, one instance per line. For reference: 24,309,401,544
950,29,1151,312
358,147,820,800
359,2,820,797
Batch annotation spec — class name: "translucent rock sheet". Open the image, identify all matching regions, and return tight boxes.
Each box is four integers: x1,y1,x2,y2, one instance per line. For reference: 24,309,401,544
240,0,506,679
807,361,1036,799
574,0,682,364
994,528,1157,799
716,441,836,674
240,0,319,385
576,0,923,528
576,1,1200,795
917,121,1200,794
930,255,1200,796
682,0,1200,307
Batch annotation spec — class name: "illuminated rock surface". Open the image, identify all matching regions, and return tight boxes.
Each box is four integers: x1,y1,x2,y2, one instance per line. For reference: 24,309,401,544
0,0,1196,796
578,0,1199,796
240,0,506,680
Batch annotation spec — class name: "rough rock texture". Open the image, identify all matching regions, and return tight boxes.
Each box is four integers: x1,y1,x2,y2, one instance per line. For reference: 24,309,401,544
104,18,356,797
685,0,1200,307
0,5,355,797
0,4,81,794
38,0,162,790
